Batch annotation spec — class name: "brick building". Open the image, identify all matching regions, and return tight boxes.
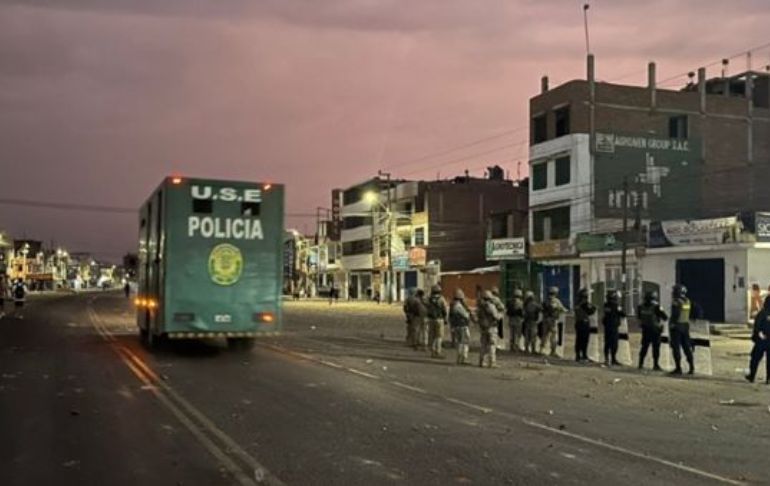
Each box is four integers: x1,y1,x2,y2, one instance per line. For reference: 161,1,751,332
528,55,770,322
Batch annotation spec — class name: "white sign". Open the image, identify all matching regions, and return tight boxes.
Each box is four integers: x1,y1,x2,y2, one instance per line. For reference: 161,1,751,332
661,217,737,246
188,217,264,240
486,238,526,260
191,185,261,203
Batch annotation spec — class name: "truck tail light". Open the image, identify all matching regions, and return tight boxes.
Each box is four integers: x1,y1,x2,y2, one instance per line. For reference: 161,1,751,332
253,312,275,324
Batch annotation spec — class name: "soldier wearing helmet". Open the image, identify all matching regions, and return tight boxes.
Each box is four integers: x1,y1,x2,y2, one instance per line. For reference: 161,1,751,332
574,288,597,362
541,286,567,357
403,288,427,350
490,287,506,347
449,288,475,365
637,290,668,371
425,284,448,358
477,289,502,367
669,284,694,375
602,290,626,366
506,288,525,352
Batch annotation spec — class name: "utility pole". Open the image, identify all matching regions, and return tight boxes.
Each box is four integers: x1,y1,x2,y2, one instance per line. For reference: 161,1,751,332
378,170,393,304
620,177,629,312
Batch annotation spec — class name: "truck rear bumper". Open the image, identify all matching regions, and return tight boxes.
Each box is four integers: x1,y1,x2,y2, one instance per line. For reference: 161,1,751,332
166,331,280,339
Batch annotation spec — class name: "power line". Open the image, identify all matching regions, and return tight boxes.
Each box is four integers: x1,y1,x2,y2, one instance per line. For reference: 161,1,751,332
380,126,527,171
399,139,529,177
0,197,319,218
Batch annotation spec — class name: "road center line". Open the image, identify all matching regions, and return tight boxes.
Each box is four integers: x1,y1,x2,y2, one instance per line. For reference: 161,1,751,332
87,303,282,486
347,368,380,379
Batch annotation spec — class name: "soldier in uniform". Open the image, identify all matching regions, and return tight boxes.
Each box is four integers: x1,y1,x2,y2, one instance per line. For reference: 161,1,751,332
574,288,596,362
426,285,448,358
669,284,695,375
522,291,541,354
403,288,427,349
540,286,567,357
449,289,474,365
490,287,506,349
602,290,625,366
506,288,525,352
637,290,668,371
477,290,501,367
746,296,770,384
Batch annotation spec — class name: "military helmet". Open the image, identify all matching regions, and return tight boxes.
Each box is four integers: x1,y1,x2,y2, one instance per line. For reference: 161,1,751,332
606,289,620,301
577,288,589,300
548,286,559,296
482,290,493,300
415,288,425,297
644,290,658,302
491,286,500,296
672,284,687,298
513,288,523,298
524,290,534,299
431,284,442,294
454,288,465,300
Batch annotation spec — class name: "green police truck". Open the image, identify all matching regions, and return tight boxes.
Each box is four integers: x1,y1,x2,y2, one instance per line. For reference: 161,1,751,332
136,176,284,348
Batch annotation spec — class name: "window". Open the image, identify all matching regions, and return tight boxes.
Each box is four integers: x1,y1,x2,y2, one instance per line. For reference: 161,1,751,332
342,239,373,255
532,206,570,242
192,199,212,214
415,193,425,213
554,106,570,137
414,227,425,246
668,115,688,139
343,216,372,229
532,163,547,191
605,264,641,315
489,213,509,239
241,202,260,216
343,187,360,205
555,156,570,186
533,114,547,144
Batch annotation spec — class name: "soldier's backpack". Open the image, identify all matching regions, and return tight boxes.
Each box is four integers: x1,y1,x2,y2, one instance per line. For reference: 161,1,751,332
427,295,444,319
13,284,25,300
449,302,470,328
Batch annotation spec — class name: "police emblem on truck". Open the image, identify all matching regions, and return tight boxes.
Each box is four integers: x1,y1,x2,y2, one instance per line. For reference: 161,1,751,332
208,243,243,286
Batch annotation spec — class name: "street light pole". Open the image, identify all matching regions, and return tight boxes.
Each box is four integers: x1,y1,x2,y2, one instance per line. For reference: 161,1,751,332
378,170,393,304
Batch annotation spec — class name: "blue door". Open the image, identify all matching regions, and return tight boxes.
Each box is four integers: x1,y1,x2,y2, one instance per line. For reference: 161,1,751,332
542,265,571,308
404,271,418,290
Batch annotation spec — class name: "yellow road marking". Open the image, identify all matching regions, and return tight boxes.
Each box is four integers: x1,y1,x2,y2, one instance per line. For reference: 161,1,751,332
87,305,282,486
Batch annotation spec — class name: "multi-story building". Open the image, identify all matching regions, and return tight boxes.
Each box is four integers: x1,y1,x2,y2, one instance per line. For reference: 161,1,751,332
529,55,770,321
339,170,529,301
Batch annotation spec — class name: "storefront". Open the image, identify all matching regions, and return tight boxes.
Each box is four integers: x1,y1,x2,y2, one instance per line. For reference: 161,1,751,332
529,238,580,308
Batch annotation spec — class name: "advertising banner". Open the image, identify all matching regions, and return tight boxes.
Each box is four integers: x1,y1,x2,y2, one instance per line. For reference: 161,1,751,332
594,132,702,220
485,237,526,261
649,217,738,247
409,247,427,267
756,212,770,242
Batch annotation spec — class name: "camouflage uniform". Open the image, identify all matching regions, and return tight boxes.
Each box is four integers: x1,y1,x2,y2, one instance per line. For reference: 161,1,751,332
403,289,427,349
477,290,502,367
540,287,567,357
449,289,473,364
426,285,448,358
506,289,525,351
523,291,541,354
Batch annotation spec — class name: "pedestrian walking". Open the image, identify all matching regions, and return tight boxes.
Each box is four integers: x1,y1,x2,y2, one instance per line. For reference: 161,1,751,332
745,296,770,384
490,287,506,349
540,287,566,357
11,279,27,319
574,288,596,362
477,290,501,367
506,289,525,352
637,290,668,371
449,289,474,365
426,285,448,358
669,284,695,375
403,288,427,349
522,290,541,354
602,290,625,366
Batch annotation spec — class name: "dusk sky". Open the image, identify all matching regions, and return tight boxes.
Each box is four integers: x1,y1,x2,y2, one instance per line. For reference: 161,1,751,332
1,0,768,260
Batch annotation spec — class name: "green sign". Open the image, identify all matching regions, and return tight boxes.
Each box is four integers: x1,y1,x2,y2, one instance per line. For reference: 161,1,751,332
594,133,702,219
208,243,243,286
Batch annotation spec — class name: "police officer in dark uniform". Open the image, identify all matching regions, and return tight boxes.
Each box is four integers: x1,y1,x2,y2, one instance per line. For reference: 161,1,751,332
745,296,770,384
637,290,668,371
602,290,625,366
669,284,695,375
574,288,596,362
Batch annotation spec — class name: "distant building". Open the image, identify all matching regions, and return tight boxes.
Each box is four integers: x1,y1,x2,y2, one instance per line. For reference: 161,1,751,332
339,170,529,301
529,55,770,320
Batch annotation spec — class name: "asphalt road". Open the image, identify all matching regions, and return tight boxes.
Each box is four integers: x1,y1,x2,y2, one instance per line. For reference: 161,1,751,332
0,294,767,485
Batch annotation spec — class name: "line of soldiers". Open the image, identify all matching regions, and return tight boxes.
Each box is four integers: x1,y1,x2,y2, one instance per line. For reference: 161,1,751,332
403,282,700,376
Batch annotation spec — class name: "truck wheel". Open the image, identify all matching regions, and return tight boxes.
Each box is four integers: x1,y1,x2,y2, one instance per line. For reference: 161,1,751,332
227,338,255,351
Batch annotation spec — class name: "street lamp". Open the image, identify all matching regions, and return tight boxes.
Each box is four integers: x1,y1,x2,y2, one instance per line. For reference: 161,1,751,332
364,189,394,304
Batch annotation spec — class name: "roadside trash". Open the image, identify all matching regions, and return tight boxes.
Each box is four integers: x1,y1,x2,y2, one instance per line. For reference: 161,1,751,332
310,326,316,330
719,399,736,405
711,425,719,431
611,378,622,384
547,410,554,415
366,359,373,364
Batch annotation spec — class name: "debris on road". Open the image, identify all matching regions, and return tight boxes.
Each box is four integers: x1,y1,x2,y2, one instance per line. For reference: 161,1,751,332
719,399,735,405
